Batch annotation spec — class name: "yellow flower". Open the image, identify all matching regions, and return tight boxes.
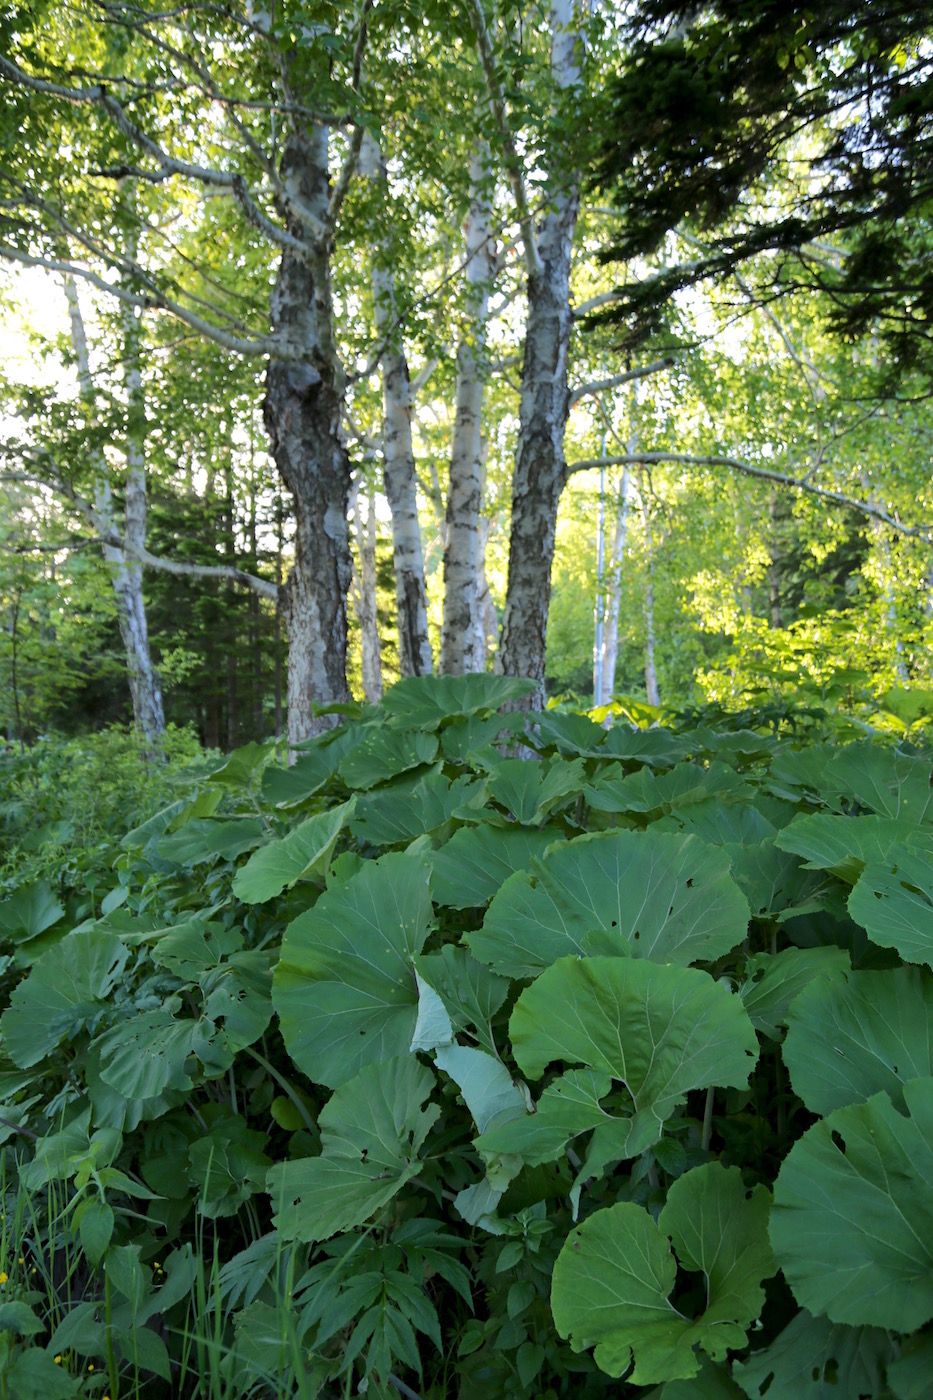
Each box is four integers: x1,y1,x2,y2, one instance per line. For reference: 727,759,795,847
17,1256,23,1265
54,1356,63,1365
87,1363,95,1371
0,1272,7,1285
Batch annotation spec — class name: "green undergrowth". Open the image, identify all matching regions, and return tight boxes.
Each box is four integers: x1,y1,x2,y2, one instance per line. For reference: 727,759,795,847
1,677,933,1398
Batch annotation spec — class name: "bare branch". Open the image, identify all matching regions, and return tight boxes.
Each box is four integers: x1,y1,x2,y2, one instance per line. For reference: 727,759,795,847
464,0,543,282
565,450,933,542
569,357,675,407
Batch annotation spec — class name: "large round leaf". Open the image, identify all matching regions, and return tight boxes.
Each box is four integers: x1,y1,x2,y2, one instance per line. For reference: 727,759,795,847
1,931,128,1067
550,1163,775,1385
848,847,933,966
430,823,563,909
783,966,933,1115
774,813,933,884
771,1078,933,1330
273,850,432,1088
733,1310,896,1400
819,743,933,824
231,800,353,903
377,673,535,726
267,1056,439,1242
468,829,749,978
478,956,757,1165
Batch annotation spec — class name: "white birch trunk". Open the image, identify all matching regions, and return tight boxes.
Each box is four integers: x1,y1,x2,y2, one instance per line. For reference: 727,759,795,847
263,126,353,746
360,132,433,677
497,0,581,706
440,146,496,675
351,483,383,701
642,491,660,706
598,467,631,705
63,274,165,747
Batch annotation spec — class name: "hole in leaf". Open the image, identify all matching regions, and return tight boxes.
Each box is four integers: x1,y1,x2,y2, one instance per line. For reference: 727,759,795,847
686,878,694,888
633,931,640,941
830,1130,846,1155
823,1356,839,1384
893,1065,899,1075
757,1372,775,1396
611,920,617,928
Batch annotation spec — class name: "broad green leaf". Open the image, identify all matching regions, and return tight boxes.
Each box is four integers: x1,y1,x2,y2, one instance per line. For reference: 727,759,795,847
783,966,933,1114
888,1334,933,1399
207,741,269,787
378,674,535,726
0,879,64,944
23,1109,93,1188
526,711,607,754
775,813,933,883
93,1002,218,1099
1,1349,80,1399
733,1310,896,1400
740,946,850,1040
232,800,353,903
770,1078,933,1330
0,1301,43,1335
470,830,749,978
585,759,751,816
819,743,933,823
440,710,528,761
268,1056,439,1242
350,769,481,846
434,1044,528,1135
485,757,585,825
659,1356,746,1397
599,726,691,765
413,946,510,1057
409,971,454,1053
1,931,128,1067
849,847,933,966
724,840,830,923
550,1163,774,1384
766,745,837,802
155,818,265,865
655,801,777,847
430,823,564,909
339,728,437,790
483,957,757,1164
188,1118,271,1217
273,850,432,1088
148,922,240,979
261,728,361,807
116,1325,172,1381
202,953,273,1051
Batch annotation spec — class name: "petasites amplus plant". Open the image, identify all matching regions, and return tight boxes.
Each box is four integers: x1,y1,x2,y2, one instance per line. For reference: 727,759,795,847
1,675,932,1397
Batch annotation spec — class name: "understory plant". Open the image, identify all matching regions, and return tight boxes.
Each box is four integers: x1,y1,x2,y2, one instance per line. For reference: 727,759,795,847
1,675,932,1398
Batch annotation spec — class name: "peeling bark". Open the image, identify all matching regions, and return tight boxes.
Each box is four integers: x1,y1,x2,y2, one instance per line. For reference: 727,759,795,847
441,146,496,676
352,483,384,701
361,132,433,677
597,467,631,706
263,127,352,745
642,490,660,706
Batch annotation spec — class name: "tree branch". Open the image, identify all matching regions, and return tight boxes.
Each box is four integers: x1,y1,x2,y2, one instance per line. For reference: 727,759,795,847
464,0,543,282
565,451,933,542
569,357,675,407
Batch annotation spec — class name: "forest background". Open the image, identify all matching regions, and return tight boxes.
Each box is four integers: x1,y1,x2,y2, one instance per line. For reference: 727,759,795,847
1,0,931,752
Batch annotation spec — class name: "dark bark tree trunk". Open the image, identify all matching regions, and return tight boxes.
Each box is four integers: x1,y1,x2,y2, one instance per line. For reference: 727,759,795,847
263,127,352,745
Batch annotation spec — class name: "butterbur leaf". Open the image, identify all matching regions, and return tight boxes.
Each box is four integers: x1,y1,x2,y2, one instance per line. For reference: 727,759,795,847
339,728,437,789
733,1310,896,1399
887,1334,933,1400
485,757,585,824
378,673,535,726
155,818,265,866
414,945,510,1056
273,850,432,1088
783,965,933,1114
268,1056,439,1242
351,770,480,846
207,741,269,787
774,812,933,883
1,931,128,1067
470,829,749,978
232,800,354,903
818,743,933,823
1,1349,80,1398
93,1003,216,1099
488,957,757,1165
659,1356,747,1396
409,971,454,1053
430,823,565,909
740,946,850,1040
551,1163,775,1384
187,1118,271,1217
849,847,933,966
0,879,64,944
434,1044,528,1134
770,1078,933,1330
585,759,751,815
0,1300,43,1335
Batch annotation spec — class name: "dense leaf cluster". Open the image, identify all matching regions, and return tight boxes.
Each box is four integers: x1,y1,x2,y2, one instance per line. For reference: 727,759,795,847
1,677,933,1396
